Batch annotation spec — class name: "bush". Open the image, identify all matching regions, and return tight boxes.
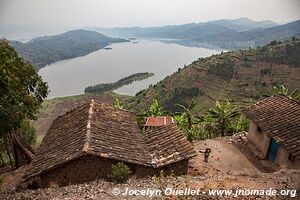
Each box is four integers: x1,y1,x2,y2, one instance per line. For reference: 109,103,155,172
183,123,219,141
111,162,132,183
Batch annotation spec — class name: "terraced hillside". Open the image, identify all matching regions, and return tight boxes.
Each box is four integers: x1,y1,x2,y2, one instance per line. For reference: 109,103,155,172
131,39,300,113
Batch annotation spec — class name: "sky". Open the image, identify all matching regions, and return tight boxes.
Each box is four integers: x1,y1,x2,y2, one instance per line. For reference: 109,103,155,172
0,0,300,40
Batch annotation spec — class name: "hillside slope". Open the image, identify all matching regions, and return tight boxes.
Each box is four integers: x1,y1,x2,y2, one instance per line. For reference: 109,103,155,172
93,18,278,39
189,19,300,49
10,29,128,70
131,39,300,112
90,18,300,49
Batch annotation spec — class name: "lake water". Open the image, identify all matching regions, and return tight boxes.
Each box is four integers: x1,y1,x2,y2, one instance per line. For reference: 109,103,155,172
39,39,219,98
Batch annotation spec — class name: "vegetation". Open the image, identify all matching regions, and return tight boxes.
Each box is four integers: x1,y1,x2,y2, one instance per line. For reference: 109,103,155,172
98,18,300,49
0,39,48,168
175,100,201,130
11,30,128,70
140,99,166,117
136,99,167,128
273,84,300,101
132,38,300,113
206,100,239,137
207,62,235,80
19,120,37,148
0,174,3,185
138,98,247,142
113,97,125,110
84,72,154,94
111,162,132,183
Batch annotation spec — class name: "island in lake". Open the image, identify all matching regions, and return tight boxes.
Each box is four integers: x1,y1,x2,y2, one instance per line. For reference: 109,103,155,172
84,72,154,94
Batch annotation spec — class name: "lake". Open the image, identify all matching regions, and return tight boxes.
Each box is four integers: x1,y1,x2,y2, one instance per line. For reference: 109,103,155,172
39,39,220,98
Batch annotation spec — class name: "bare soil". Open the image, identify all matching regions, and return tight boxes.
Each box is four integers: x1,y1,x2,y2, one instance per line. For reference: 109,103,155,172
1,135,299,200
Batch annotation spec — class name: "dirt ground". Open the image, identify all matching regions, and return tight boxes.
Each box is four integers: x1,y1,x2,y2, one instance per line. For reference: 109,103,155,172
187,135,300,192
190,137,260,176
1,135,299,199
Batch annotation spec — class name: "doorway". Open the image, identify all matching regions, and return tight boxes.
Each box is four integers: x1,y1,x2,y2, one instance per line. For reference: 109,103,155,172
267,139,280,162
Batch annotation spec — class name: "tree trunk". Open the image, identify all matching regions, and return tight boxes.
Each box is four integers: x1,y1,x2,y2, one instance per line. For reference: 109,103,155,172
3,135,14,169
9,131,34,169
0,153,4,166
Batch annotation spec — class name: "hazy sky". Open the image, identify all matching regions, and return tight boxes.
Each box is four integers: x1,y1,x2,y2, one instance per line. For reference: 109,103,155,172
0,0,300,39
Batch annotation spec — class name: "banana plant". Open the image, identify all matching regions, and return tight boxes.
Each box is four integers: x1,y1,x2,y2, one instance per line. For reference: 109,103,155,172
206,100,239,136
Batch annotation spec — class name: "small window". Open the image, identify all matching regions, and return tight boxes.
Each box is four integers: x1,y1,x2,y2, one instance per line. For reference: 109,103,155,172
288,154,295,162
257,126,262,133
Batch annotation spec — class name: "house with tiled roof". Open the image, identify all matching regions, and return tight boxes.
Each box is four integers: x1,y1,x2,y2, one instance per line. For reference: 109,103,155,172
243,95,300,168
22,100,196,188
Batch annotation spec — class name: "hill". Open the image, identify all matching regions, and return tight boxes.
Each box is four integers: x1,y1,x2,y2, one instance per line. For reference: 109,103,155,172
188,19,300,49
92,18,278,39
90,19,300,49
10,29,128,70
130,38,300,112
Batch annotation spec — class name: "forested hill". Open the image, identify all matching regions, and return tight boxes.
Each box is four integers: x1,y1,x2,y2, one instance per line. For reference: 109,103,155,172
10,29,128,70
131,38,300,112
92,19,300,49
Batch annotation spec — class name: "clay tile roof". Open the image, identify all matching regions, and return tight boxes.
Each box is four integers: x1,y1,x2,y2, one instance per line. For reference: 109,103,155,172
23,100,151,181
242,95,300,159
23,101,196,181
143,123,197,167
145,116,175,126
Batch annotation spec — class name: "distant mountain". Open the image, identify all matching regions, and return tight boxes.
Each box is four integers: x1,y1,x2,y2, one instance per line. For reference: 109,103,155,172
207,18,278,32
10,29,128,70
89,18,278,39
88,18,300,50
130,39,300,112
187,19,300,49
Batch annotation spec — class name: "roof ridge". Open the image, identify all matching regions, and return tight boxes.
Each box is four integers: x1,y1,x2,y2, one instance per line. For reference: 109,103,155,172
244,94,299,111
83,99,94,153
275,94,300,105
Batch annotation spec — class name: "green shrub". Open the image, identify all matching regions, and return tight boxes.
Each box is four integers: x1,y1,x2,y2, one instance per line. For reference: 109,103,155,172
111,162,132,183
0,174,3,184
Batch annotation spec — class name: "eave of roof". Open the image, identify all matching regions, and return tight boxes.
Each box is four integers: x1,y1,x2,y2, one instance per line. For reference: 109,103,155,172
242,95,300,159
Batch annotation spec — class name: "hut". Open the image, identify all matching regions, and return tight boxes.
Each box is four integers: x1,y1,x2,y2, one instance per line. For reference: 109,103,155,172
22,100,196,188
243,95,300,168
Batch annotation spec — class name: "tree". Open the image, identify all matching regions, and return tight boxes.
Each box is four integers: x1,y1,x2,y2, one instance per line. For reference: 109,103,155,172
142,99,166,117
19,120,37,148
273,84,300,101
273,84,288,95
175,99,200,130
136,99,166,128
206,100,239,136
113,97,125,110
0,40,49,168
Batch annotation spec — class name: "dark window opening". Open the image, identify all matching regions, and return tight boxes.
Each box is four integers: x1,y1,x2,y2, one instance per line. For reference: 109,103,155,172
288,154,295,162
257,126,262,133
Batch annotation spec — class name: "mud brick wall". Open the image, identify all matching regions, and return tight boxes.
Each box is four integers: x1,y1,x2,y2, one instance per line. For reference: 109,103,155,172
157,159,189,176
135,159,189,178
38,156,189,188
40,155,136,187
